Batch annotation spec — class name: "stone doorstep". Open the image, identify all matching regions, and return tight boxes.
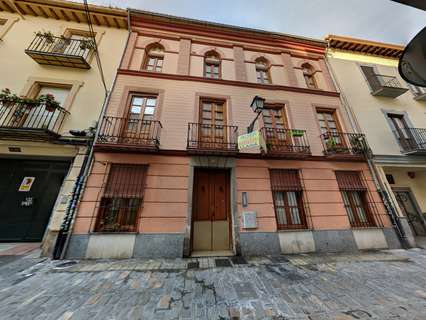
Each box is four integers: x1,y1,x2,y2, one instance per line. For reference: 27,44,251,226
53,251,411,273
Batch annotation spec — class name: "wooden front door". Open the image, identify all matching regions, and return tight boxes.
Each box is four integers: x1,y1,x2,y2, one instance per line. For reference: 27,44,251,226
192,169,231,252
199,99,226,149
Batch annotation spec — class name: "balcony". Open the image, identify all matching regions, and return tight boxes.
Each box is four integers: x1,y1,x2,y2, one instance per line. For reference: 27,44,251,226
367,74,408,98
96,116,162,152
187,123,238,154
0,101,68,140
321,131,369,159
260,127,311,158
25,34,94,69
394,128,426,154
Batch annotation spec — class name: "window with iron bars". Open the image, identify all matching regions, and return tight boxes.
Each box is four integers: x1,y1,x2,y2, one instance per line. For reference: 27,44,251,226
335,171,376,228
95,164,148,232
270,169,307,230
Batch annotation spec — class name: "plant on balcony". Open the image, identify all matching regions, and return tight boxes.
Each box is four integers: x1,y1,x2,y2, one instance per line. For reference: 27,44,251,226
291,129,304,137
39,94,61,112
0,88,19,104
350,135,367,154
35,31,55,44
79,38,96,51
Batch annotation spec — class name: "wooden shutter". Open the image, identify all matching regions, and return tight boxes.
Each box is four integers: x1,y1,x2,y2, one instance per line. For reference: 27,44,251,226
335,171,366,191
104,164,148,198
270,169,302,191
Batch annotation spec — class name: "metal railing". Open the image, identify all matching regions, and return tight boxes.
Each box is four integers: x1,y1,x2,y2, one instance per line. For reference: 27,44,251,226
321,131,369,156
25,34,94,67
394,128,426,153
260,127,310,155
367,74,403,90
97,116,162,148
0,100,68,135
187,123,238,152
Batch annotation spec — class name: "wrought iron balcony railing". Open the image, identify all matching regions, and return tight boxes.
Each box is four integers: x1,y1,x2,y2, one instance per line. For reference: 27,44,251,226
394,128,426,154
321,131,369,157
187,123,238,153
25,34,94,69
0,100,68,139
97,116,162,150
367,74,408,98
260,127,311,157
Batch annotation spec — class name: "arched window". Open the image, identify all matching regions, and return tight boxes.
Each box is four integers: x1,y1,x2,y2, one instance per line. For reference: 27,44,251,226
302,63,317,89
204,51,221,79
255,57,271,84
143,43,164,72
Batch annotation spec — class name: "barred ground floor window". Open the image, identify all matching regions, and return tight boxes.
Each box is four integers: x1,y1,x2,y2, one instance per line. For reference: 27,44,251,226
270,169,307,230
335,171,376,228
95,164,148,232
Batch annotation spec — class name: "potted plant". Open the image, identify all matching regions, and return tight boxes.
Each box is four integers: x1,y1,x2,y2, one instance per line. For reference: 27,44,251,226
35,31,55,44
291,129,304,137
79,38,95,51
39,94,61,112
0,88,19,104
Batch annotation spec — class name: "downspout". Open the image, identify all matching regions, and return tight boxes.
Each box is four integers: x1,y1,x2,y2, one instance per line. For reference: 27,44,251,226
324,47,410,248
52,10,133,259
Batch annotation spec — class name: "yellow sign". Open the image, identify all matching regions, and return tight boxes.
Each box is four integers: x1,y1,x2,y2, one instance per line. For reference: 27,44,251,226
238,130,266,151
18,177,35,192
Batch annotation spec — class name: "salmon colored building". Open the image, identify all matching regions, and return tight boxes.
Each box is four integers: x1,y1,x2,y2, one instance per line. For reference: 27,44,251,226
66,10,401,259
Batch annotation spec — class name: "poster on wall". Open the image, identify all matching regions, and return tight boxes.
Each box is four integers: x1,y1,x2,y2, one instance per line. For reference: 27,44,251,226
18,177,35,192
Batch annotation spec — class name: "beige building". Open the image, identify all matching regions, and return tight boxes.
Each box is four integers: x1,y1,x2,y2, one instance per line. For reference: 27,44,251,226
0,0,127,254
326,35,426,247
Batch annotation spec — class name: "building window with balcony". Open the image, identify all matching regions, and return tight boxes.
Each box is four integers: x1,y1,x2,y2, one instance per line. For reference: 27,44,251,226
95,164,148,232
302,63,317,89
255,57,271,84
317,108,345,147
204,51,221,79
387,113,418,152
270,169,307,230
143,44,164,72
335,171,375,228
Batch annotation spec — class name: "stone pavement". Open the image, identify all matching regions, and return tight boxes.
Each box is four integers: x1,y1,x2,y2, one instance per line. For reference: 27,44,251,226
0,249,426,320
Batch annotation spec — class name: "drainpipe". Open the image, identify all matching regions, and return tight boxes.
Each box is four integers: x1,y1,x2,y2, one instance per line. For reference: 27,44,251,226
52,11,133,259
324,50,410,248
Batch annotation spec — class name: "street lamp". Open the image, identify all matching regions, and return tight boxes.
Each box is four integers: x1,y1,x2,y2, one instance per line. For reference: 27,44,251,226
247,95,265,133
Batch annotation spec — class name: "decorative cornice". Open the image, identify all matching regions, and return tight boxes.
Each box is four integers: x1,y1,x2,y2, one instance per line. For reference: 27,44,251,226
0,0,127,29
117,69,341,97
373,154,426,167
325,35,404,59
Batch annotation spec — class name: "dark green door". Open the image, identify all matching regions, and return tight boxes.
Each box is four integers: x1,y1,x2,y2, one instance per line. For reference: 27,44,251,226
0,159,69,241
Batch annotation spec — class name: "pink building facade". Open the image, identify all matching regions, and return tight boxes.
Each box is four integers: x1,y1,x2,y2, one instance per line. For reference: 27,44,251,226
66,11,400,259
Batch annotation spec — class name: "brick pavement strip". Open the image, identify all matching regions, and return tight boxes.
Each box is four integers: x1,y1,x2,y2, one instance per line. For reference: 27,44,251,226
0,250,425,319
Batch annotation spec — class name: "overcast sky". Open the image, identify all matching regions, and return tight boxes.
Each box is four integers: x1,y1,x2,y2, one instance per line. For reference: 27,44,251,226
83,0,426,45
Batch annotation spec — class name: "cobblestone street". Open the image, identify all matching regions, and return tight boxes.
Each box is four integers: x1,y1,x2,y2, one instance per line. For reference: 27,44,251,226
1,249,426,320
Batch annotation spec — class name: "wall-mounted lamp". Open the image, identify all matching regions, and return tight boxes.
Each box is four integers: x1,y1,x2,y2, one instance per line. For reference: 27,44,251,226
408,171,416,179
247,96,265,133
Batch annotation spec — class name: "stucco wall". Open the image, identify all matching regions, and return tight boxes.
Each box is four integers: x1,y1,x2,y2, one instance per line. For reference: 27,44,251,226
0,11,128,137
327,51,426,156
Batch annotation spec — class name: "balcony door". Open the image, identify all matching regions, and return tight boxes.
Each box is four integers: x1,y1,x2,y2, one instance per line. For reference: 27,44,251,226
317,109,345,149
12,86,69,130
262,106,290,151
199,99,226,149
360,65,381,90
123,95,157,144
387,114,416,151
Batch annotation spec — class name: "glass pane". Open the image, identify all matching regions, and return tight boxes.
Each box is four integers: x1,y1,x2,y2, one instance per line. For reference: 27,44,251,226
130,106,141,114
157,59,163,66
317,112,324,120
146,98,156,106
142,114,154,121
132,97,144,106
342,192,355,223
352,192,368,222
274,191,285,206
276,207,287,225
203,103,212,111
144,106,155,115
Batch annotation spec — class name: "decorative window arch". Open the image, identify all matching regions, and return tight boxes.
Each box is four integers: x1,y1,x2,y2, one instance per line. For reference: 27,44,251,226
255,57,271,84
302,63,317,89
143,43,165,72
204,50,221,79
